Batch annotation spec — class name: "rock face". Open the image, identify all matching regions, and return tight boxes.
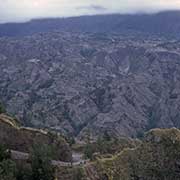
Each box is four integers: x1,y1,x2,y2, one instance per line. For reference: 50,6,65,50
1,31,180,138
95,128,180,180
0,114,72,162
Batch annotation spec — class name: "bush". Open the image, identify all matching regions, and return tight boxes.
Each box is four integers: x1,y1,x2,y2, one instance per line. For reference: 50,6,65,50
16,165,32,180
73,167,84,180
0,145,17,180
0,144,56,180
30,144,55,180
17,144,56,180
84,143,95,160
66,135,76,147
0,102,6,114
0,159,17,180
0,145,11,161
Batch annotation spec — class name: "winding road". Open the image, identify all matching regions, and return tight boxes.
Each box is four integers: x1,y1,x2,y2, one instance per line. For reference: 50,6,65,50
10,150,88,167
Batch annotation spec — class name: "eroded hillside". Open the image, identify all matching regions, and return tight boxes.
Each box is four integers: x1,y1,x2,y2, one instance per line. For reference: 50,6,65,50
0,32,180,138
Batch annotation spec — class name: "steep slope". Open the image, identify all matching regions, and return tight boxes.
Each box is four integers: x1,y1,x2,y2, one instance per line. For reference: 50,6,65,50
0,113,72,161
94,128,180,180
1,32,180,138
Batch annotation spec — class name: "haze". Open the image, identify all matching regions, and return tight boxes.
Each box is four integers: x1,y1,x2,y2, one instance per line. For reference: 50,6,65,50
1,0,180,23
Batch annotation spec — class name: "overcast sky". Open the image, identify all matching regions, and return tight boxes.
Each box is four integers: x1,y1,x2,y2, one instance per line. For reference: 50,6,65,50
1,0,180,23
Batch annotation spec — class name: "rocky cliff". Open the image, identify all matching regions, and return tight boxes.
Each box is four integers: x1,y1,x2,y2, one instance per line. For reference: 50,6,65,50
0,114,72,162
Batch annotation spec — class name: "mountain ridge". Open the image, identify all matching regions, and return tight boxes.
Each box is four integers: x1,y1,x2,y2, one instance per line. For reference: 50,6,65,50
1,11,180,38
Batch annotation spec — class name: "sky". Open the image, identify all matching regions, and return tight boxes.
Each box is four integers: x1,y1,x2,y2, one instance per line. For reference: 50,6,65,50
1,0,180,23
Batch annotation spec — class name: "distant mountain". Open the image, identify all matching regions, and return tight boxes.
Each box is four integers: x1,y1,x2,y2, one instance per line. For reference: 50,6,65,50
1,11,180,38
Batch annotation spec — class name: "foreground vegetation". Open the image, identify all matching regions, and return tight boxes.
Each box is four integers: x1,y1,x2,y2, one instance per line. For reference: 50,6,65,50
83,131,140,160
94,128,180,180
2,106,180,180
2,128,180,180
0,144,55,180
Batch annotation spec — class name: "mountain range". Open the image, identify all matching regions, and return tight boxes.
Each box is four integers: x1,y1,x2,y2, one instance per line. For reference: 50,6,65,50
1,11,180,139
1,11,180,39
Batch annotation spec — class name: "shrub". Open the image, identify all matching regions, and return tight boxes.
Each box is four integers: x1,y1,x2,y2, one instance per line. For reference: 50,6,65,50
30,144,55,180
0,145,17,180
84,143,94,160
73,167,84,180
0,145,11,161
0,102,6,114
16,165,32,180
0,159,17,180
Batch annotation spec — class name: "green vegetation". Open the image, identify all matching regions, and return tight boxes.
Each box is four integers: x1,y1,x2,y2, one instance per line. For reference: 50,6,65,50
83,131,114,159
0,159,17,180
73,167,85,180
0,145,17,180
95,128,180,180
64,134,76,147
16,144,56,180
16,166,32,180
67,136,76,147
0,145,11,161
0,144,56,180
30,144,55,180
84,143,94,160
83,131,139,160
0,102,6,114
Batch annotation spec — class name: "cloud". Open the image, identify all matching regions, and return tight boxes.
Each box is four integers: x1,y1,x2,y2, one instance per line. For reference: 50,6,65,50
1,0,180,23
77,5,107,11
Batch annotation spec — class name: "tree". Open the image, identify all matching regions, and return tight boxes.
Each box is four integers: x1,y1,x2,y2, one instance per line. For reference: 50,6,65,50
0,145,10,161
84,143,94,160
102,131,111,142
0,144,17,180
73,167,84,180
0,102,6,114
30,144,55,180
16,165,32,180
66,135,76,147
0,159,17,180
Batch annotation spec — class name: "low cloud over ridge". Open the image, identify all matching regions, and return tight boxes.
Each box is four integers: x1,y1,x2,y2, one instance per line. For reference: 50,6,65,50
1,0,180,23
